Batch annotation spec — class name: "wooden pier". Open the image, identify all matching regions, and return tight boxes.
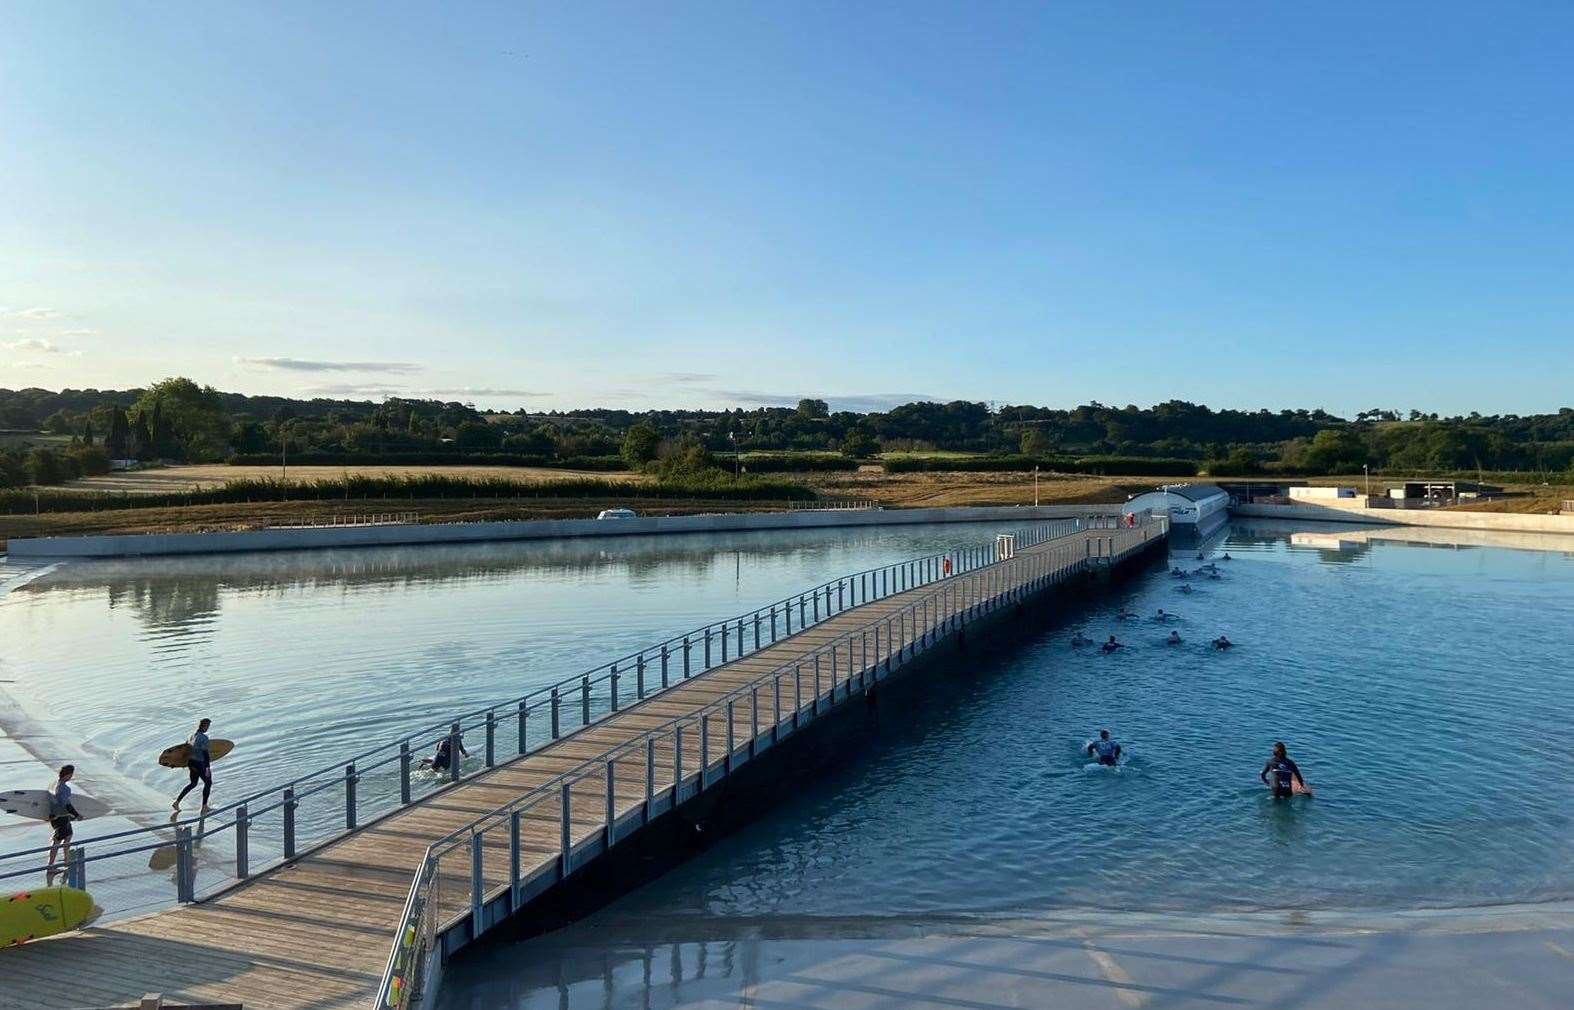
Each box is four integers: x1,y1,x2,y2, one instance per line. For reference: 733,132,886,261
6,519,1164,1010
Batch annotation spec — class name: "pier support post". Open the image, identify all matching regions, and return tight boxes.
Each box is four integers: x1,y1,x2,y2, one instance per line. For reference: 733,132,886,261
345,763,357,830
449,722,463,783
518,700,528,755
509,810,522,907
283,787,297,859
175,826,194,902
399,743,411,805
559,784,572,874
470,832,484,933
236,803,249,879
551,688,561,739
485,710,497,766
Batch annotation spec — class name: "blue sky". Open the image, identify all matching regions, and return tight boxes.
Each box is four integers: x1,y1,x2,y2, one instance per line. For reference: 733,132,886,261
3,2,1570,416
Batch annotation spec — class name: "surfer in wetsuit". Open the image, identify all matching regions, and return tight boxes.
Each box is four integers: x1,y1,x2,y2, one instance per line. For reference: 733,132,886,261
1260,742,1307,799
173,718,214,814
1087,730,1121,767
429,733,470,773
1212,635,1233,650
46,764,82,883
1166,630,1182,645
1101,635,1122,653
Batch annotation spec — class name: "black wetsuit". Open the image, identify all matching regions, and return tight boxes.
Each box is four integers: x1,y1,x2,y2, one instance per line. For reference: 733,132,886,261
1261,756,1303,799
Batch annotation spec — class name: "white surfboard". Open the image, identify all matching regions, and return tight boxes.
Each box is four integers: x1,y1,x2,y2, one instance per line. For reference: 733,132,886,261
0,789,112,822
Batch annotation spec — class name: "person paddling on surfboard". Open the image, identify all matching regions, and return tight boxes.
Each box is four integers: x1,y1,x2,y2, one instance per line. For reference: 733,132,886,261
1086,730,1121,767
45,764,83,883
1260,742,1309,799
173,718,215,814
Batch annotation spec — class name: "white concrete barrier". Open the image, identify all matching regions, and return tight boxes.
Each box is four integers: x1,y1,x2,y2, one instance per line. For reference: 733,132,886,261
6,505,1119,559
1231,501,1574,536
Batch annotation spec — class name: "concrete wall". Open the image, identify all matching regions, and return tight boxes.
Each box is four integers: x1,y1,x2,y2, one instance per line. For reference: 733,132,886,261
1232,501,1574,536
6,504,1120,559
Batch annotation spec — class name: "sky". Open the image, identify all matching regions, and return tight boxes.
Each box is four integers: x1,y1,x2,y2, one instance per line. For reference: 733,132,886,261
2,2,1572,417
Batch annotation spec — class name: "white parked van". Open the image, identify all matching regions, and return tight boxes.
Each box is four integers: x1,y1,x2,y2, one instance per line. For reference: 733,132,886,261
596,508,638,520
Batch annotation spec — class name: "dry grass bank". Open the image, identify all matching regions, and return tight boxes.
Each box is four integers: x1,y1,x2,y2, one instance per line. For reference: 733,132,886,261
63,463,646,494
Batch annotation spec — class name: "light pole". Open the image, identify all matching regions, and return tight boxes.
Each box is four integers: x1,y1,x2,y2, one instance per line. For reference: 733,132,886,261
1363,464,1370,500
1033,465,1039,507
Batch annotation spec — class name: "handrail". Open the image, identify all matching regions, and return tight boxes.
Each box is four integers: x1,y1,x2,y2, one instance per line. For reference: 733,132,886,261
373,513,1167,1007
0,517,1111,877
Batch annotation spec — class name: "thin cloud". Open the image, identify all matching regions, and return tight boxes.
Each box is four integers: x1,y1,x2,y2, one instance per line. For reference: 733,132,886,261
657,372,718,384
304,383,408,398
422,387,551,398
57,328,98,337
711,389,944,413
4,307,62,320
235,357,422,374
3,337,80,355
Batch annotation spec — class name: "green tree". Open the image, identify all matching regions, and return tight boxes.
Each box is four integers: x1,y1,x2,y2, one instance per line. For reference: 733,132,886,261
796,398,829,419
621,423,660,465
130,411,155,461
24,447,72,485
841,426,879,458
105,406,130,459
82,417,94,447
453,420,503,450
133,377,231,461
1019,429,1052,456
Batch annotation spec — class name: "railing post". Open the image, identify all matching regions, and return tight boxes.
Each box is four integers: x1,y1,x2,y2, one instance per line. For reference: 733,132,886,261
770,606,778,641
725,701,736,773
661,643,670,688
674,725,684,795
772,674,782,741
283,786,297,859
449,722,462,783
750,686,759,755
610,664,620,712
235,803,250,879
812,590,820,622
683,636,692,677
345,763,357,830
721,623,729,663
518,699,529,755
838,580,845,610
813,655,822,714
793,664,802,727
700,715,710,786
399,742,412,805
704,627,713,668
636,655,646,699
799,595,806,626
605,760,616,841
470,831,484,933
645,738,656,817
485,710,497,767
551,688,561,739
175,826,194,902
581,676,591,726
753,612,761,650
509,809,522,907
785,600,793,635
560,783,573,874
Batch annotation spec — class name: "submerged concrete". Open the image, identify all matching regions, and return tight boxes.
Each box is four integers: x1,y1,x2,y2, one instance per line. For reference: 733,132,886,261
437,903,1574,1009
1232,501,1574,536
7,504,1114,559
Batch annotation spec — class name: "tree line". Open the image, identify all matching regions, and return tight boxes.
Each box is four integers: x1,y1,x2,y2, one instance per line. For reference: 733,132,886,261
3,380,1573,490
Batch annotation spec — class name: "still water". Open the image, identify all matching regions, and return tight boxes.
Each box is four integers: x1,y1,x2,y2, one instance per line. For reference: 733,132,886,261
0,522,1011,840
445,519,1574,994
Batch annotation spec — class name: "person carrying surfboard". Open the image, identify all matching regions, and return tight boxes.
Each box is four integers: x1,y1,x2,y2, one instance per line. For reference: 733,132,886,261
172,718,215,814
1260,742,1309,799
45,765,83,883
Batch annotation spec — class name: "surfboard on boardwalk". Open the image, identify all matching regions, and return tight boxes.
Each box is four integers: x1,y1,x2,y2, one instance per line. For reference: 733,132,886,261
157,738,235,768
1,886,100,946
0,789,111,822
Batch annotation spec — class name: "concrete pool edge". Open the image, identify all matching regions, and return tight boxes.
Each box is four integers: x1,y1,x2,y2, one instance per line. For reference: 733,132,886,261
6,504,1118,559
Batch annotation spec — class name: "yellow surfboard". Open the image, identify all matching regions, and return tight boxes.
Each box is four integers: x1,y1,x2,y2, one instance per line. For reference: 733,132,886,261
157,738,235,769
1,886,100,947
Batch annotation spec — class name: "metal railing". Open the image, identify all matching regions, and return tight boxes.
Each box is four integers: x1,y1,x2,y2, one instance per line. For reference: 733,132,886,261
0,515,1120,921
375,514,1167,1007
265,511,421,528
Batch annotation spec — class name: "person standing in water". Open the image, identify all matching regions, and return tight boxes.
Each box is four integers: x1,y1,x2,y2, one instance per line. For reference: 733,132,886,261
46,764,83,882
1087,730,1122,766
1260,741,1309,799
173,718,214,814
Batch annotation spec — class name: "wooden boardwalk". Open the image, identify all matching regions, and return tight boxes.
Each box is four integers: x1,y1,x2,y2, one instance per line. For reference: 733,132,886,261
8,523,1161,1010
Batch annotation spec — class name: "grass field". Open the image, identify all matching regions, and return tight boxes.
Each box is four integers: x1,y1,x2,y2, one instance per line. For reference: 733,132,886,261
62,463,647,494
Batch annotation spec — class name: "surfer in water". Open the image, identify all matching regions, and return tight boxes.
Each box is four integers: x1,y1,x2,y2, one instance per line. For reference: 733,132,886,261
1212,635,1233,650
1260,742,1309,799
427,733,470,773
172,718,214,815
1071,631,1093,647
1101,635,1123,653
1086,730,1122,767
45,764,83,883
1166,630,1183,645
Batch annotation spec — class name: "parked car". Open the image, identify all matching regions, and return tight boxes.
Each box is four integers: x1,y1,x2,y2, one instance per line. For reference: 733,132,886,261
596,508,638,520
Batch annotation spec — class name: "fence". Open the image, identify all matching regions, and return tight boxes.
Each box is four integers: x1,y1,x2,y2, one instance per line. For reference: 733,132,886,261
265,512,421,529
0,516,1118,926
375,513,1166,1008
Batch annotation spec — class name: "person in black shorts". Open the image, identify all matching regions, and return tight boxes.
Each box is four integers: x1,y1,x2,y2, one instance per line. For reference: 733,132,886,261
173,718,214,814
1260,742,1307,799
46,764,83,882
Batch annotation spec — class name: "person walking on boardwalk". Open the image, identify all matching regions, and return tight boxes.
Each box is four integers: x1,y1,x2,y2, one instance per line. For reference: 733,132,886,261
1261,742,1310,799
173,717,215,814
45,764,83,882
